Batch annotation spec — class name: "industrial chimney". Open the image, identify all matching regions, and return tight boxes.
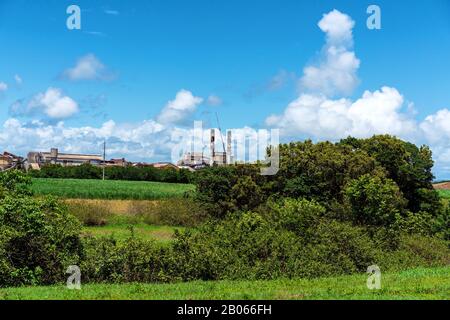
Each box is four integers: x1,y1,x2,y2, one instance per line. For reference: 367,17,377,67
50,148,58,164
227,130,232,164
210,129,215,166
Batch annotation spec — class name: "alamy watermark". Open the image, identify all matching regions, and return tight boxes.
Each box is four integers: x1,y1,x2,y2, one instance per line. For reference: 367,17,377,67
367,5,381,30
66,265,81,290
66,5,81,30
366,265,381,290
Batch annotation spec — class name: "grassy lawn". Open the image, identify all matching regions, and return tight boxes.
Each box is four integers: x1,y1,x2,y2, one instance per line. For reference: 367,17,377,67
82,223,184,242
31,178,195,200
0,267,448,300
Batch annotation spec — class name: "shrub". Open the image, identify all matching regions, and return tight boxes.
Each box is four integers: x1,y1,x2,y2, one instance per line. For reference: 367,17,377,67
80,236,173,283
264,198,325,238
433,206,450,241
0,195,82,286
344,174,407,227
380,234,450,272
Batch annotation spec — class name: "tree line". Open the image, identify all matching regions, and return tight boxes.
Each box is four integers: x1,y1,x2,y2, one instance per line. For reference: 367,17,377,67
29,163,193,184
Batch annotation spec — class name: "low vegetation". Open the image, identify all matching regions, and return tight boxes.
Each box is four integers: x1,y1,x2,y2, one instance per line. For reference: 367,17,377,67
82,224,183,243
64,198,206,227
1,266,448,300
31,178,195,200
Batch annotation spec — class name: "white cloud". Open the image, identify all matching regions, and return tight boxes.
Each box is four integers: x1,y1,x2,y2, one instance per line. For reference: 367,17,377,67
156,89,203,125
266,86,417,140
206,95,223,106
28,87,79,119
419,108,450,175
268,11,415,140
420,109,450,144
0,117,183,162
14,74,22,85
318,9,355,45
300,10,360,96
0,82,8,92
62,54,114,81
264,9,450,178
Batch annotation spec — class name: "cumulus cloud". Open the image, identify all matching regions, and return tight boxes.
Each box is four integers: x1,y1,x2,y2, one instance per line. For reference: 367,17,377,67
62,54,115,81
0,82,8,92
0,116,274,166
420,109,450,144
300,10,360,96
206,95,223,106
266,9,450,177
267,87,417,140
268,10,417,140
28,87,79,119
156,89,203,125
318,9,355,45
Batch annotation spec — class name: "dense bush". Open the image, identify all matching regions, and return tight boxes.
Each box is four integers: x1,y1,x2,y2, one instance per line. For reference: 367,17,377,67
29,163,193,184
344,174,407,227
0,171,82,287
79,236,174,283
195,135,443,221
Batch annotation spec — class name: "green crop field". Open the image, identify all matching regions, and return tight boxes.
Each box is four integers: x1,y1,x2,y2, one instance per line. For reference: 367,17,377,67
31,178,195,200
1,267,448,300
438,189,450,200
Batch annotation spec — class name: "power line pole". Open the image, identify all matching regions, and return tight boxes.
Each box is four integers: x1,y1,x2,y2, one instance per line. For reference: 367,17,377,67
102,140,106,181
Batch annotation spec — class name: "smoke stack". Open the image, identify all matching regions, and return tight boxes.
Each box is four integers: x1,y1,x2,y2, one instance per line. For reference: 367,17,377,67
227,130,232,164
210,129,215,166
50,148,58,160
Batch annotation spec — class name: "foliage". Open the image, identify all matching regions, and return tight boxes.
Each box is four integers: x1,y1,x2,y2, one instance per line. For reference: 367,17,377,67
344,174,407,227
194,165,266,218
195,135,443,225
29,163,193,184
340,135,441,215
0,172,82,287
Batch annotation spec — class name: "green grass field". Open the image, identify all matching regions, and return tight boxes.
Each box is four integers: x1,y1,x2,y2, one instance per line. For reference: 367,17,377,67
1,267,448,300
31,178,195,200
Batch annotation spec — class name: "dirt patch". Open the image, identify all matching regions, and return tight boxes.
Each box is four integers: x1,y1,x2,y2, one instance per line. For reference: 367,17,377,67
433,182,450,190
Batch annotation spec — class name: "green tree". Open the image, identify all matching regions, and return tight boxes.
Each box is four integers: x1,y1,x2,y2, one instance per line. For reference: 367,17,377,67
344,174,407,227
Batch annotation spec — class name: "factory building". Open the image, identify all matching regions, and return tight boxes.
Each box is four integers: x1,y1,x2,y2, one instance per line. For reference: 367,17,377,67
27,148,103,169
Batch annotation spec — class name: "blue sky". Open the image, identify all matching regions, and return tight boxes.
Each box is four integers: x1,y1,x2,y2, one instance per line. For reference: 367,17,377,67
1,0,450,178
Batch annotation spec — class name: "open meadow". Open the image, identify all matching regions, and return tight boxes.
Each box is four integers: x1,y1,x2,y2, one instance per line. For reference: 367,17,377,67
1,266,448,300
